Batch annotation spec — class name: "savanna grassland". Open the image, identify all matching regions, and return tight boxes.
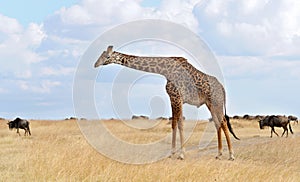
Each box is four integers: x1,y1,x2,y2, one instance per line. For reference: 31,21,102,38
0,118,299,181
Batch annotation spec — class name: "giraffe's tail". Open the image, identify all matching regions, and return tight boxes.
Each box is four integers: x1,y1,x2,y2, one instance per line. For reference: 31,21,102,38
225,115,240,140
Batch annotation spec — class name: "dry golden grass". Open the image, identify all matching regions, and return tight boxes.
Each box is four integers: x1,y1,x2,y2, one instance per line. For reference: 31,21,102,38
0,118,299,181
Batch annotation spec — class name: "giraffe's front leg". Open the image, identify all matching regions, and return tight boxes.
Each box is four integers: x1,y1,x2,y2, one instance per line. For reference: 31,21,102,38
178,117,185,160
166,81,184,159
216,126,223,160
171,118,177,158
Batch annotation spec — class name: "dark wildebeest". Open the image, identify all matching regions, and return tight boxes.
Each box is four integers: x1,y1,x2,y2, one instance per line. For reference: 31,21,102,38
7,117,31,136
258,115,293,138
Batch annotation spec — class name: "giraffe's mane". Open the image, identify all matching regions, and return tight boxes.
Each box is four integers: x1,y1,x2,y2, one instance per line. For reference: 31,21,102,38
114,51,188,62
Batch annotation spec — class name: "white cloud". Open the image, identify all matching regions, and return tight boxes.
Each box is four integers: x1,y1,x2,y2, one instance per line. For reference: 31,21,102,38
59,5,92,25
43,34,89,58
219,56,300,81
278,0,300,38
40,66,75,76
238,0,270,15
195,0,300,57
57,0,143,26
157,0,199,32
0,14,23,35
202,0,228,17
18,80,61,94
51,0,199,35
22,23,47,49
0,14,46,78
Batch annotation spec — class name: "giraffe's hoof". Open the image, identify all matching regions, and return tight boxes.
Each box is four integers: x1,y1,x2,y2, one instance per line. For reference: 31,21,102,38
215,152,222,160
169,150,178,159
178,154,185,160
228,156,235,161
215,156,221,160
169,153,176,159
228,157,235,161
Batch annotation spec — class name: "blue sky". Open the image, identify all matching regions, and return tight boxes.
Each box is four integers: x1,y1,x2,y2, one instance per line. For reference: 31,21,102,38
0,0,79,25
0,0,300,120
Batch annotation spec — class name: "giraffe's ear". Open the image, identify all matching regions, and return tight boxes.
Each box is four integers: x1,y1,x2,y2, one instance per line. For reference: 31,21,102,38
107,45,113,55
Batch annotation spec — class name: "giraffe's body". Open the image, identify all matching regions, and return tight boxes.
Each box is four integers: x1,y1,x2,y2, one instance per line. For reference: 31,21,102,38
95,46,239,160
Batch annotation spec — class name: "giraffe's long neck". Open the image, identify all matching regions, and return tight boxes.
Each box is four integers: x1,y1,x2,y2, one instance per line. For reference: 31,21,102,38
110,52,186,78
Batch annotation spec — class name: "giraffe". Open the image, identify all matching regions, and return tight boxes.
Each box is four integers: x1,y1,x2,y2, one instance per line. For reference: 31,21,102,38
94,45,240,160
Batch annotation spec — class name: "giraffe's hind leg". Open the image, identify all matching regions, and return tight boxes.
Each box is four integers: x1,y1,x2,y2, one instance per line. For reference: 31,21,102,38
209,109,224,160
221,121,235,160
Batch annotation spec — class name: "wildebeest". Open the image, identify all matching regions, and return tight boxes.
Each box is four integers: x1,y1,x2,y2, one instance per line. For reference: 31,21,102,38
258,115,293,137
132,115,149,120
7,117,31,136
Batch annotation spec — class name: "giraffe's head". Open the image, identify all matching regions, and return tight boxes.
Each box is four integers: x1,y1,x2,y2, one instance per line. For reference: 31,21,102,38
94,45,114,68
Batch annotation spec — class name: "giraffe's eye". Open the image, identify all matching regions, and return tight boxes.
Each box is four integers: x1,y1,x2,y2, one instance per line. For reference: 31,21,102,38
107,56,110,59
